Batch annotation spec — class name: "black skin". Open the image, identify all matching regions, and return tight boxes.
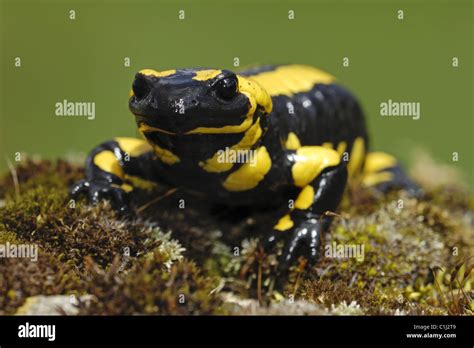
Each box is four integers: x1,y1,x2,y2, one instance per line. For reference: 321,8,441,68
262,163,348,270
71,65,422,269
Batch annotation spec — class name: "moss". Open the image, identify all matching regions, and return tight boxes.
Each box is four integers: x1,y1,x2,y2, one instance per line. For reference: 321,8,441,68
0,155,473,315
0,230,21,245
289,180,473,315
0,249,84,315
294,278,445,315
0,159,190,314
0,161,172,270
78,253,224,315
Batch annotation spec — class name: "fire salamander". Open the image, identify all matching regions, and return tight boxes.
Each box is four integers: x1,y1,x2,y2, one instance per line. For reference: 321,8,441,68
71,64,421,268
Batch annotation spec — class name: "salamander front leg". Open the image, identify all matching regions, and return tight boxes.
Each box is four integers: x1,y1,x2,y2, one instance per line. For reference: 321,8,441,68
70,137,155,214
262,147,348,268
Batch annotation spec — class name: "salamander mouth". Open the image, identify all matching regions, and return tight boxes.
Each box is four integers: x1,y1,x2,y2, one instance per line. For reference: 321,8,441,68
130,96,255,136
140,123,249,161
132,107,182,134
134,110,256,136
138,121,178,136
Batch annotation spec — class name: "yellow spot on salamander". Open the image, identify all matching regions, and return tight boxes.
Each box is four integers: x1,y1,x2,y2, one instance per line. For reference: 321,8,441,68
320,141,347,156
188,77,267,135
93,151,123,177
294,185,315,210
223,146,272,191
362,172,394,187
274,214,294,231
237,75,273,114
200,119,263,173
249,65,335,97
235,119,263,148
337,141,347,155
285,132,301,150
151,144,180,165
192,69,222,81
322,142,333,149
200,158,233,173
186,116,254,135
363,152,397,174
188,76,272,135
292,146,340,187
121,183,134,192
112,183,134,193
115,137,152,157
139,69,176,78
347,137,366,178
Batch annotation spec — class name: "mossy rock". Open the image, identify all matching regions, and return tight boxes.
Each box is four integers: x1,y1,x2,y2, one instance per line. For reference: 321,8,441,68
0,156,473,315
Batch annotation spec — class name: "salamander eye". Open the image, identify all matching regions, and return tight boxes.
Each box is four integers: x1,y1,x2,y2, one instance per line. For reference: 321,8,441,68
214,76,238,100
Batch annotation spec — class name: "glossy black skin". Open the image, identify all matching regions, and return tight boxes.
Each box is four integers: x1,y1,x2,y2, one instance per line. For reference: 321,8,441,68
127,68,365,204
131,69,251,135
71,65,419,269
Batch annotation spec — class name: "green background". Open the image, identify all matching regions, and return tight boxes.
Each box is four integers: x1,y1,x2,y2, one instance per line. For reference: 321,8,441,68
1,0,472,185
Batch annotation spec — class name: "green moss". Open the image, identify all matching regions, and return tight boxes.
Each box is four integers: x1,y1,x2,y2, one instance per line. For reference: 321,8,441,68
0,156,472,315
0,249,84,314
0,160,175,270
290,186,473,315
0,230,21,245
78,252,225,315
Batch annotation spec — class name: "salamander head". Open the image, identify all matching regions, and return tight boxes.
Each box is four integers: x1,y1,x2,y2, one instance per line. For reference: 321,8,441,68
128,68,272,160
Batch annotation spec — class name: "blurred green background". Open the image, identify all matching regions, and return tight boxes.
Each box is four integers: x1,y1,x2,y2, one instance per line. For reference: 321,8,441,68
1,0,472,185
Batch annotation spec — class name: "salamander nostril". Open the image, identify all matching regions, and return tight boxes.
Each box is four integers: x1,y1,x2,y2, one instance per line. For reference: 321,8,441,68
132,74,151,100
